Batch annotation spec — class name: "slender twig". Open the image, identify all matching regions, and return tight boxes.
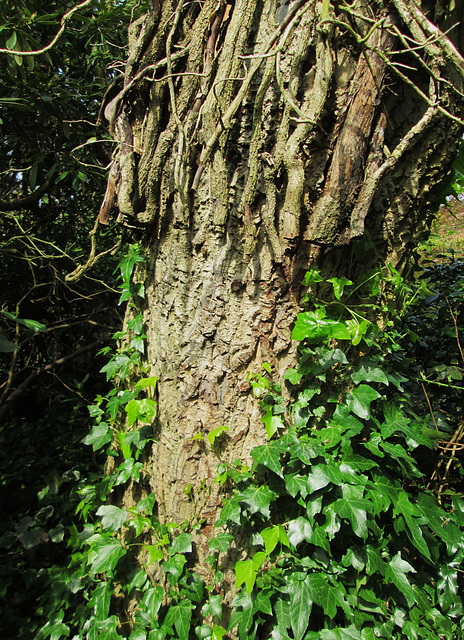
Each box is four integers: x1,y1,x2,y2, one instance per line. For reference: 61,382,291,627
0,0,92,56
445,296,464,365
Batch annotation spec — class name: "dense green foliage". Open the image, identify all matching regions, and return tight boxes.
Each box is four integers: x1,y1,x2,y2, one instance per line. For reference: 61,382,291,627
7,247,459,640
0,3,140,637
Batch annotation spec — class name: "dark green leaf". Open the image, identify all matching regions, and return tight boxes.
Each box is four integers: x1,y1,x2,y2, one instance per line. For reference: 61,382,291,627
346,384,380,420
287,517,313,547
96,505,128,533
239,486,276,518
290,579,312,640
87,534,126,574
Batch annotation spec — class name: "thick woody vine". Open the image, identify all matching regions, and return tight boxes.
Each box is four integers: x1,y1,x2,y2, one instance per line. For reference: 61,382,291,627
87,0,464,263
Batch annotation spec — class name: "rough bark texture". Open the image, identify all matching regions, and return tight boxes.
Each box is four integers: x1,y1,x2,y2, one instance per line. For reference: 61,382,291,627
103,0,464,575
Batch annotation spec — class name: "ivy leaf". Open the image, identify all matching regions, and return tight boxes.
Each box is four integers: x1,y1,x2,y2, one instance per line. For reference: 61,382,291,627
332,484,369,539
307,573,345,620
351,360,389,386
262,408,285,440
170,532,192,555
287,517,313,547
346,384,380,420
143,544,164,564
163,553,187,584
262,524,291,554
292,313,351,342
89,581,111,620
327,276,353,300
239,486,276,518
252,442,284,478
140,586,164,627
125,398,157,426
82,423,112,451
134,377,159,393
285,473,309,498
36,610,70,640
306,464,340,493
202,594,223,619
208,532,234,553
119,245,144,283
394,492,430,559
310,527,330,552
164,602,193,640
96,505,128,533
235,551,266,594
274,596,291,633
318,627,362,639
87,534,126,574
289,579,312,640
438,564,459,610
217,496,242,526
385,552,417,607
115,458,143,485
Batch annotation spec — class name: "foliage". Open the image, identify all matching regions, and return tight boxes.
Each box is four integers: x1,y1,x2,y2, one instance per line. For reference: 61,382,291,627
0,0,150,422
0,3,143,637
19,254,463,640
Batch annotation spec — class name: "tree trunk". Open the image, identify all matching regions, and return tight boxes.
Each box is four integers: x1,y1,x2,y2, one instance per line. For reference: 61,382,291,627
103,0,464,575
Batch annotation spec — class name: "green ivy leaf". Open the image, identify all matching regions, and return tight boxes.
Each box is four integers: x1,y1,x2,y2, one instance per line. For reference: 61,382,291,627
207,424,230,446
212,624,227,640
262,408,285,440
125,398,157,426
164,601,193,640
346,384,380,420
351,360,389,386
89,581,111,621
36,610,70,640
87,534,126,574
262,524,291,554
310,527,330,552
385,552,417,607
115,458,143,485
292,313,351,342
82,423,112,451
202,594,223,619
332,484,369,539
96,505,128,533
289,578,312,640
438,564,459,610
208,532,234,553
164,553,187,585
235,551,266,593
252,443,284,478
274,597,291,634
327,276,353,300
287,517,313,547
143,544,164,564
239,485,276,518
306,464,340,493
119,244,145,283
170,532,192,555
394,492,430,559
307,573,347,620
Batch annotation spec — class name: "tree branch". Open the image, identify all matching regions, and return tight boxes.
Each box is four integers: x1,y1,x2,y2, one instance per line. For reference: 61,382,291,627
0,179,53,211
0,338,108,424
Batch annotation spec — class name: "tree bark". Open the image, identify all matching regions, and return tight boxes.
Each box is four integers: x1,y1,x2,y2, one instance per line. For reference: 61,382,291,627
103,0,464,576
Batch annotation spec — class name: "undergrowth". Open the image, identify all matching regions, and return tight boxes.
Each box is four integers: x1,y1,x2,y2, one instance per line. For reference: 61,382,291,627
2,247,463,640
